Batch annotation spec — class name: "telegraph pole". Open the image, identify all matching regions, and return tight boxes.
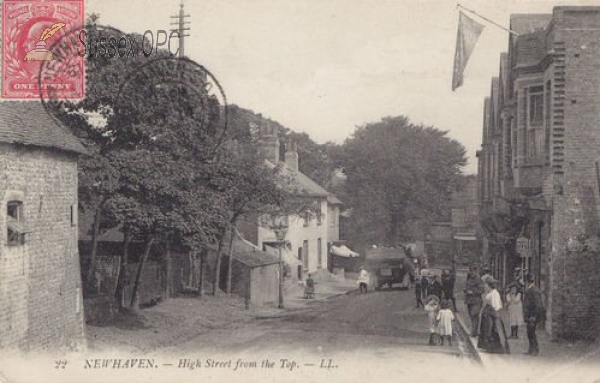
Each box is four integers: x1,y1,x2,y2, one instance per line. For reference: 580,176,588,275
170,0,190,58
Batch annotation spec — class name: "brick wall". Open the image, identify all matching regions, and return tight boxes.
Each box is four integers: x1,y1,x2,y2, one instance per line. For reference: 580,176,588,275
0,144,84,351
547,8,600,340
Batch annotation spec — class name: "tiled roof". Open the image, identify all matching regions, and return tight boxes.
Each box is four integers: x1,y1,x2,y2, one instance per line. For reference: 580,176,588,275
266,160,329,198
231,238,279,268
0,101,87,154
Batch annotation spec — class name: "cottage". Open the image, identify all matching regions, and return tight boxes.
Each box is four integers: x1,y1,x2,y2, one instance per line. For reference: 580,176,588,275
0,102,86,351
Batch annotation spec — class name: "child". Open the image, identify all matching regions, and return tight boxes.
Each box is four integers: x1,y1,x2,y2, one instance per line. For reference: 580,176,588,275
304,274,315,299
437,299,455,346
424,296,440,345
506,286,524,338
357,267,370,294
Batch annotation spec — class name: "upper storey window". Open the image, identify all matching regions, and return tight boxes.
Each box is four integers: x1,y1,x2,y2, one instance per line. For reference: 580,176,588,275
526,85,545,160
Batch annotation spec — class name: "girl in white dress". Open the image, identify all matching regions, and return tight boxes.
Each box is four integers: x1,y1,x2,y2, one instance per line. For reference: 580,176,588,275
506,286,524,338
437,300,455,346
424,297,440,345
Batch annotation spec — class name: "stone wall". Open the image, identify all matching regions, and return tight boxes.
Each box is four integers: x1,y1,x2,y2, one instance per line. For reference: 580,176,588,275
0,144,84,351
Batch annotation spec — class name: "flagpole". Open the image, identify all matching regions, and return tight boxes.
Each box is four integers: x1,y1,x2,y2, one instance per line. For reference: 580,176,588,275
457,3,519,36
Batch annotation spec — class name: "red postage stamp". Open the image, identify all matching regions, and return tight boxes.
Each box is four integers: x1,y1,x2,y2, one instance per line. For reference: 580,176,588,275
2,0,84,99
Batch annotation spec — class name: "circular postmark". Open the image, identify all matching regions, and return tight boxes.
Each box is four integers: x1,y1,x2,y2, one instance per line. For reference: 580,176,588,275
114,56,229,154
39,23,228,153
37,21,86,102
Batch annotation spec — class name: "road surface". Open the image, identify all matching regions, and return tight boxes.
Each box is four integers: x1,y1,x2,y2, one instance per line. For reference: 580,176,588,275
170,286,480,376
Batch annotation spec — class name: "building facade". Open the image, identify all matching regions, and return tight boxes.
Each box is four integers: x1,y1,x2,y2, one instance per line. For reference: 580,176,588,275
477,7,600,340
256,126,333,276
0,102,86,351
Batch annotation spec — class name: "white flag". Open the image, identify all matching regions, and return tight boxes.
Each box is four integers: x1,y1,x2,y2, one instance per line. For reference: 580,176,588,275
452,11,484,91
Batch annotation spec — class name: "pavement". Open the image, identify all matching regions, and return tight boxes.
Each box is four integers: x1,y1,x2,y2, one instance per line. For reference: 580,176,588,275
451,270,600,375
282,273,358,310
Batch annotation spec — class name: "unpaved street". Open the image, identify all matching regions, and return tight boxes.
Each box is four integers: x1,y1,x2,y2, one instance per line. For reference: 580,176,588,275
174,288,472,358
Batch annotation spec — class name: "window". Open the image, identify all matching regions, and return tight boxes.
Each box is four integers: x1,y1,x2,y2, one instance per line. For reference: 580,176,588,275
302,208,310,227
302,240,309,271
316,202,322,226
526,86,545,160
7,201,26,246
317,238,322,269
545,81,552,161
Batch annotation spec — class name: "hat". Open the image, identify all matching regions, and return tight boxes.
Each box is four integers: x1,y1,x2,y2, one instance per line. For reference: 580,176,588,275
481,274,494,283
426,295,440,304
525,273,535,283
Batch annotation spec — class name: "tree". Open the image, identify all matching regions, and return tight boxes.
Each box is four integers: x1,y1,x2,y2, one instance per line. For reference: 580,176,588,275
48,20,229,308
340,116,467,248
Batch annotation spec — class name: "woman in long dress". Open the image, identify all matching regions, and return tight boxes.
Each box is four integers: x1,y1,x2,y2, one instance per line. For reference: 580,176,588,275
477,279,510,353
506,286,524,338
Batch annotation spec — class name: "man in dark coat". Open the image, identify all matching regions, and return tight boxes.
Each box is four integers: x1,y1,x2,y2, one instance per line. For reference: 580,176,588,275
414,276,424,308
464,266,485,337
429,275,443,299
442,269,457,311
421,274,430,298
523,273,545,356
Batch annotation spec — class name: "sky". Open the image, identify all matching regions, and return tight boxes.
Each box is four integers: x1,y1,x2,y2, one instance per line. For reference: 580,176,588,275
88,0,599,174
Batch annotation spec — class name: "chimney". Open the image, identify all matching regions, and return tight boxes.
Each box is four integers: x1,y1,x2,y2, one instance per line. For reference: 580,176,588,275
285,141,298,171
260,122,280,164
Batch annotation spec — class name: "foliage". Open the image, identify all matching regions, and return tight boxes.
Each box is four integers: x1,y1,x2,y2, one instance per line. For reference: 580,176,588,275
339,116,467,247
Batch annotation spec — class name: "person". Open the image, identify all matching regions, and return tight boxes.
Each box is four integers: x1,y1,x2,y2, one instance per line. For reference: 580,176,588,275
437,299,455,346
424,296,440,346
477,278,509,354
429,275,443,300
480,267,493,284
441,269,458,312
414,276,424,308
465,266,484,336
304,274,315,299
506,286,524,339
357,267,370,294
523,273,545,356
421,273,430,298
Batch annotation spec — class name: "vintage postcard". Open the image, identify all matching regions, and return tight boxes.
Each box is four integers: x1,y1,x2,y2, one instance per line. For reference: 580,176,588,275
0,0,599,382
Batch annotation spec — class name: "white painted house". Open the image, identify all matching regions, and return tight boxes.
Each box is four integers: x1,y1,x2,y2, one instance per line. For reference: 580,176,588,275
254,124,341,279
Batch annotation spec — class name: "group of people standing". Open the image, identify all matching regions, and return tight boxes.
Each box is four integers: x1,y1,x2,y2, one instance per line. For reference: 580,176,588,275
464,266,545,356
415,269,457,310
417,269,458,346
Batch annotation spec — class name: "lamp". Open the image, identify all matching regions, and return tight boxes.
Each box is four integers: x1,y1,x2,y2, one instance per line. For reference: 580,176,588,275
271,216,288,309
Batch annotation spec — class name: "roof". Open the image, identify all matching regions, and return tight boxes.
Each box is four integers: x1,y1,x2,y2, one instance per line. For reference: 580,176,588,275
509,14,551,35
365,246,407,260
516,28,547,67
231,237,279,268
266,160,329,198
0,102,87,154
327,193,343,205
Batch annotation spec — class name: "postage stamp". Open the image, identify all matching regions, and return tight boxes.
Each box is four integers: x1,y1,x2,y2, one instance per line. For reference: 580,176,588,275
2,0,84,99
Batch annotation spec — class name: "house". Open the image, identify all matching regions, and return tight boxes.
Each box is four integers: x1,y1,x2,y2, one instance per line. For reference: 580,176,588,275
476,7,600,340
219,231,281,305
0,102,86,351
240,123,348,280
449,175,481,267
